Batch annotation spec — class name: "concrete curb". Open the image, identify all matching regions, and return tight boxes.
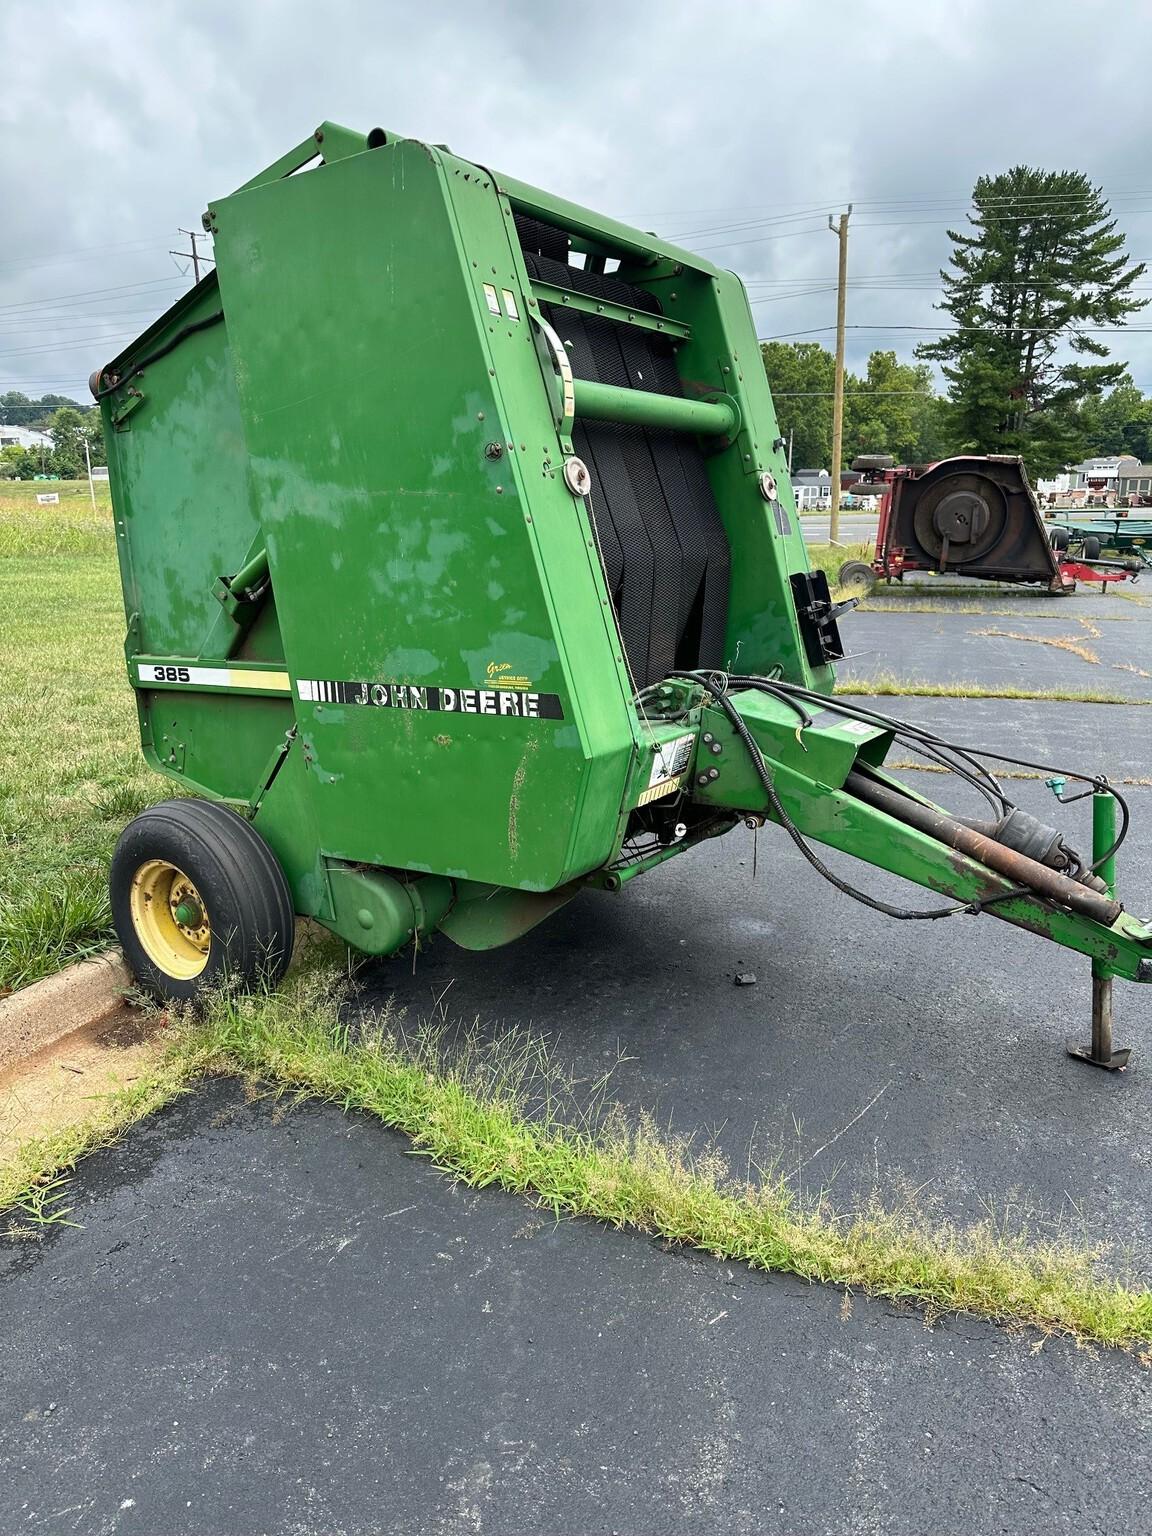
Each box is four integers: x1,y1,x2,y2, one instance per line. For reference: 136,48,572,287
0,952,131,1075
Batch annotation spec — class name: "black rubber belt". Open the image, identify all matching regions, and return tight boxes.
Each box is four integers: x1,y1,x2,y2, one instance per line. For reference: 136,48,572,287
520,240,730,688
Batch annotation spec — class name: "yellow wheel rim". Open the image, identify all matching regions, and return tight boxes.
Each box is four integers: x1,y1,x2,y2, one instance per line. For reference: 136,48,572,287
129,859,211,980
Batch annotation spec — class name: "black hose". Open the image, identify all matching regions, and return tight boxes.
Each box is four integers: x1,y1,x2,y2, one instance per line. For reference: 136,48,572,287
93,311,225,401
670,670,980,921
763,681,1129,872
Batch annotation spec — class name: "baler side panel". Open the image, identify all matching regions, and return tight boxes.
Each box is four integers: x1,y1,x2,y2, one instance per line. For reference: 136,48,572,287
98,279,297,810
210,141,636,893
99,279,259,661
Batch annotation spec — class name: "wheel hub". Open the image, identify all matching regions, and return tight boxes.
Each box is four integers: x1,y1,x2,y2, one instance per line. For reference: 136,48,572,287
129,860,211,980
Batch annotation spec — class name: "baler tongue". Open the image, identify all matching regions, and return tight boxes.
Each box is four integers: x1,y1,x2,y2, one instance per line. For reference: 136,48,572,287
678,677,1152,1069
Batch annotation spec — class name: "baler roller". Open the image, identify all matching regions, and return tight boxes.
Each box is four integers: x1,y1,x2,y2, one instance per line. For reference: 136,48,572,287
571,378,737,437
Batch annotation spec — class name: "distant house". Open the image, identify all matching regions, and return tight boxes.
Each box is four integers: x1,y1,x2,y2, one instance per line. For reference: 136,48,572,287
0,424,52,451
1070,455,1140,493
90,464,110,481
790,468,832,509
1116,462,1152,500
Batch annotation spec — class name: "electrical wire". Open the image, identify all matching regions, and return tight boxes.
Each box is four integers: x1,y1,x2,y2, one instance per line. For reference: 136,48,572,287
754,678,1129,870
667,669,978,920
664,669,1129,921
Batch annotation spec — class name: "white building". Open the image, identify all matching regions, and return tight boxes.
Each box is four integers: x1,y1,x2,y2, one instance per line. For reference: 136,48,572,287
0,424,52,451
1034,471,1075,497
790,468,832,509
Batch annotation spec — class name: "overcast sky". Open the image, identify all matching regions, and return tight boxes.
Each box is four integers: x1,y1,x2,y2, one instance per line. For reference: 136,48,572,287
4,0,1152,405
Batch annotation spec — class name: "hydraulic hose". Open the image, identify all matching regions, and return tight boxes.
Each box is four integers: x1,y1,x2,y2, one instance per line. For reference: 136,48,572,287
845,771,1122,926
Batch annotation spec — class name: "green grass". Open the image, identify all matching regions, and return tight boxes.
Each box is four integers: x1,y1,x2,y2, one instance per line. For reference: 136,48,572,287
0,479,113,558
7,959,1152,1350
805,541,874,589
0,549,162,991
835,673,1145,705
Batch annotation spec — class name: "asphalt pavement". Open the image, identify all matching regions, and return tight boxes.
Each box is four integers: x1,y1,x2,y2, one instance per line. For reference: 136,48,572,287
3,587,1152,1535
801,513,878,543
4,1082,1152,1536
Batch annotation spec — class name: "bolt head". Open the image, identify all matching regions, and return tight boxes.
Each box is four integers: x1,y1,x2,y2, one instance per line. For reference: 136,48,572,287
562,456,592,497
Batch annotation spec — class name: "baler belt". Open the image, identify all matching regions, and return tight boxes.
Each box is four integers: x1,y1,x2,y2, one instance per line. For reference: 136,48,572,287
518,238,730,688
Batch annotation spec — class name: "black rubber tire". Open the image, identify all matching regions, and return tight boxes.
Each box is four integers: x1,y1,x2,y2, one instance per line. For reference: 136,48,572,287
838,559,877,593
846,482,884,498
1049,526,1070,551
850,453,894,471
110,799,295,1003
1081,535,1102,560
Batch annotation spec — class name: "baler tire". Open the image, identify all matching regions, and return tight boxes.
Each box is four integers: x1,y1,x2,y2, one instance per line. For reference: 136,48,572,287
1081,535,1102,560
1049,527,1070,551
838,559,877,593
110,799,295,1004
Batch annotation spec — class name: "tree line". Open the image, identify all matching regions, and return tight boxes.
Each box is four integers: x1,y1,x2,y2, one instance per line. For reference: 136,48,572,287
763,166,1150,481
0,393,106,480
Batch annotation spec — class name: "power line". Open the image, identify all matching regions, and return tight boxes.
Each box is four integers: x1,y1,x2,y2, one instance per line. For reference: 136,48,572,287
0,237,171,274
771,390,934,397
0,276,188,315
760,321,1152,341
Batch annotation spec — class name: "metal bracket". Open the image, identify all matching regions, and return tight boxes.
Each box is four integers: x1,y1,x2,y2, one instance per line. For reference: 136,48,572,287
110,389,145,430
530,314,575,434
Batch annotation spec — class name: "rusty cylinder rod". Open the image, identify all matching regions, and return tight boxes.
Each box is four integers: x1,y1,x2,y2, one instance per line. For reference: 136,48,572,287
844,771,1123,927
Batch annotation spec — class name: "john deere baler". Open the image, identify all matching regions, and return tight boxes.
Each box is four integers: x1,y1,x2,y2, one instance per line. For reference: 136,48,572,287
94,123,1152,1068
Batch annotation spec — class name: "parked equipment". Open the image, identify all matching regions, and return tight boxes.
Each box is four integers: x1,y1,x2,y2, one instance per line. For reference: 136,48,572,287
94,123,1152,1066
839,456,1074,593
1045,512,1151,589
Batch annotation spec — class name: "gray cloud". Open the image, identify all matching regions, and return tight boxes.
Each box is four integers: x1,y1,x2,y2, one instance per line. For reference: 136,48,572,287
4,0,1152,400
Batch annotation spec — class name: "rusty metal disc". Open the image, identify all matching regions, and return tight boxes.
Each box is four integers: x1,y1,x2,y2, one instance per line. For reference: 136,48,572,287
912,472,1007,563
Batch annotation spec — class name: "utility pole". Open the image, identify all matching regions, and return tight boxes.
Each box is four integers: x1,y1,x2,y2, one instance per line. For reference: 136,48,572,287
827,205,852,544
84,438,97,513
169,228,213,284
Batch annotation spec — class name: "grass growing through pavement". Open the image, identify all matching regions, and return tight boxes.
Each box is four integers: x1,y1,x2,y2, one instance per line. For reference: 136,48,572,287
7,959,1152,1349
834,673,1146,705
0,542,162,991
0,1035,198,1218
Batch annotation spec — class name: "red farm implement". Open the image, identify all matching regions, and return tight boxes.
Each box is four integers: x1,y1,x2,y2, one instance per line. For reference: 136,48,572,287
838,455,1141,595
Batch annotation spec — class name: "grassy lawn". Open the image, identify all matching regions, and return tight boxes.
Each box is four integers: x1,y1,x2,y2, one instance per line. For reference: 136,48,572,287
0,489,161,992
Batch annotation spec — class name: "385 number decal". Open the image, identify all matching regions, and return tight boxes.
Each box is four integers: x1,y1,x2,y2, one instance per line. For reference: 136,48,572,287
147,665,191,682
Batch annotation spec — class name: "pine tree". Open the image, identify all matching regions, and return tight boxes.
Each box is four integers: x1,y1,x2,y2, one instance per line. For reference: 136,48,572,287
917,167,1147,475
